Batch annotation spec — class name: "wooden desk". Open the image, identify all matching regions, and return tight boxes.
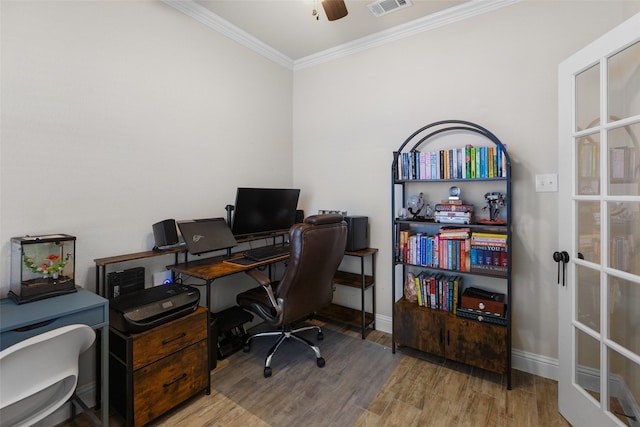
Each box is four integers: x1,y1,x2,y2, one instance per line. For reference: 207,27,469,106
168,253,287,282
168,253,287,371
168,253,287,313
0,288,109,426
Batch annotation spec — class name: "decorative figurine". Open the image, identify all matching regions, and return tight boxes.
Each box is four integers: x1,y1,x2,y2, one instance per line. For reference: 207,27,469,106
480,191,506,224
448,186,461,201
407,192,425,219
424,204,433,219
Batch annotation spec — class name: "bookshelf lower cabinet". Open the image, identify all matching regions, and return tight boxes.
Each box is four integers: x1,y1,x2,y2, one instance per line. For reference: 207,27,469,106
394,298,444,356
446,314,507,373
394,299,507,374
109,307,209,426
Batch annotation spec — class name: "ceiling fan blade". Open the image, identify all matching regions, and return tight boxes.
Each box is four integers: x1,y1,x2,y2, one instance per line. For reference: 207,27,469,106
322,0,348,21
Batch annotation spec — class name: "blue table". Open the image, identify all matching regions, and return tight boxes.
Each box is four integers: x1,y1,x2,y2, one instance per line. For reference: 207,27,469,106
0,288,109,426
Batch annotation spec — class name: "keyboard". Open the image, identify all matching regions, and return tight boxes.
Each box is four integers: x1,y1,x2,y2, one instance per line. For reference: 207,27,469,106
243,244,290,262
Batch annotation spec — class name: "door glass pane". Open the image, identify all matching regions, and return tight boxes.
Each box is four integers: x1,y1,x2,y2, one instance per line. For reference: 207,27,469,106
577,201,601,264
608,123,640,195
608,201,640,275
577,328,601,403
577,264,600,332
608,275,640,354
577,133,600,195
607,348,640,426
576,64,600,132
608,41,640,121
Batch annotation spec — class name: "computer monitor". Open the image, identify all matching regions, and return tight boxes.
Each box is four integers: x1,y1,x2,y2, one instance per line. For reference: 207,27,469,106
231,187,301,238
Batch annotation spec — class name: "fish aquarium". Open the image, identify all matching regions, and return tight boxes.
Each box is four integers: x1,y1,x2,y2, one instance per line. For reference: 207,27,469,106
9,234,76,304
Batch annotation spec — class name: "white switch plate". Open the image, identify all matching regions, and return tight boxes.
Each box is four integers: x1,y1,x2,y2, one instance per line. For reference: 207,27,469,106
153,270,173,286
535,173,558,192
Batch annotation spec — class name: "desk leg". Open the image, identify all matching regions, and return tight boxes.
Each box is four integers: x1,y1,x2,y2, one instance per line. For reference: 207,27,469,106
205,281,212,393
360,256,366,339
101,324,109,426
371,253,376,332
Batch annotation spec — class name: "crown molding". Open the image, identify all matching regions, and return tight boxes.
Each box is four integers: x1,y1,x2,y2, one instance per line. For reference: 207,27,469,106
162,0,295,70
163,0,520,72
295,0,520,70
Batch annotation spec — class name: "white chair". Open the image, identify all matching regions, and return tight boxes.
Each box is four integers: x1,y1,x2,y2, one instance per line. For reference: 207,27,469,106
0,324,96,427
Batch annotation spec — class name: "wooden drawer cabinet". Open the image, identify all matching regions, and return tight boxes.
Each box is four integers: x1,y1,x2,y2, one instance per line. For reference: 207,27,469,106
394,298,507,374
110,307,209,426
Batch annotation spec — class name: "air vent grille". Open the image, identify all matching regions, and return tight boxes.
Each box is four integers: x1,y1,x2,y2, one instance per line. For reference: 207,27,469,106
367,0,412,17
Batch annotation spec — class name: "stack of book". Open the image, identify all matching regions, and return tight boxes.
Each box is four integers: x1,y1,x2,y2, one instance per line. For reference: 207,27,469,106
395,144,508,181
411,271,463,313
469,232,508,276
434,203,474,225
397,226,473,271
437,227,470,272
397,230,439,267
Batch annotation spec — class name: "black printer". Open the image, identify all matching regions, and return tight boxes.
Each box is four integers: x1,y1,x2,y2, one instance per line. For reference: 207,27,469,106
109,283,200,333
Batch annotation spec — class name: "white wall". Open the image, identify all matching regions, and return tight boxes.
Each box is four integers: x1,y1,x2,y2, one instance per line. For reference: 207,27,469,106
1,0,293,309
292,1,640,363
3,0,640,377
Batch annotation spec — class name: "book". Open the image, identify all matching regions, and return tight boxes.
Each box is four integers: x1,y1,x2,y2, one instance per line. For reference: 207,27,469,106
439,226,471,239
469,263,508,276
435,204,474,213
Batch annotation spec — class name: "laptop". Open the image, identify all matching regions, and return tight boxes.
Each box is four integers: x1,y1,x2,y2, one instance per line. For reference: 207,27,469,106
177,218,238,255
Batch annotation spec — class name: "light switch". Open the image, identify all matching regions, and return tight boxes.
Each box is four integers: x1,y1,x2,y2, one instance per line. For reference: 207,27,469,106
535,173,558,192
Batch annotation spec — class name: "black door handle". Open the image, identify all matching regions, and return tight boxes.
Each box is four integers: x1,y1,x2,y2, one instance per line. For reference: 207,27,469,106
553,251,570,286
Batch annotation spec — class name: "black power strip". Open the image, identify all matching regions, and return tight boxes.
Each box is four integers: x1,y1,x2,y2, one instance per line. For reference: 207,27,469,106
107,267,145,299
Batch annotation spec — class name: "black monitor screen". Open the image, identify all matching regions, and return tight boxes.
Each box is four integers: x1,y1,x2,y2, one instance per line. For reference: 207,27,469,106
231,188,300,238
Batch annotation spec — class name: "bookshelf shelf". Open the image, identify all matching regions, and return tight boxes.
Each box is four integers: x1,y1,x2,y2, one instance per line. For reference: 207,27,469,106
317,248,377,339
391,120,512,389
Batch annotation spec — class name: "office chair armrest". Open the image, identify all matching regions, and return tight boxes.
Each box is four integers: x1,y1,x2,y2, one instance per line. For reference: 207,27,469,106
244,269,284,324
245,268,271,287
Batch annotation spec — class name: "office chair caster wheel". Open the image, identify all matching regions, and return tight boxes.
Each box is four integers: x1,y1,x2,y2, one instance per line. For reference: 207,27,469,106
317,331,324,340
264,367,272,378
317,357,325,368
243,343,251,352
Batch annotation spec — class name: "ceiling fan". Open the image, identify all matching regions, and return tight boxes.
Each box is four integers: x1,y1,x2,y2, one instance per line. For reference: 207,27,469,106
313,0,348,21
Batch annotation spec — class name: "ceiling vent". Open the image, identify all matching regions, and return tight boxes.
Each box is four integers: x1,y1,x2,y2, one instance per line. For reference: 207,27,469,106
367,0,412,17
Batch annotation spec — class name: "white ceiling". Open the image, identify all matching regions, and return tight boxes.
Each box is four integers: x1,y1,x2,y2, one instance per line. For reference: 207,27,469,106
164,0,518,68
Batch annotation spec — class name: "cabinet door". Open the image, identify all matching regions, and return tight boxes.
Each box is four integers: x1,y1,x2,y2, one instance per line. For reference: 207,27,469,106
394,299,444,356
445,316,507,374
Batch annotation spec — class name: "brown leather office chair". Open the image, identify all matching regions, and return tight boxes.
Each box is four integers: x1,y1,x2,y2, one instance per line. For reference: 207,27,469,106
236,214,347,377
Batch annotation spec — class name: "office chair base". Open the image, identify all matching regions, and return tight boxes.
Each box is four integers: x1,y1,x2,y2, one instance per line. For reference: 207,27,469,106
244,325,325,378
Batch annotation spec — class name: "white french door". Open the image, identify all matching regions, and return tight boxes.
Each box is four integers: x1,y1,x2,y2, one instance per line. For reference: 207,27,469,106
558,12,640,427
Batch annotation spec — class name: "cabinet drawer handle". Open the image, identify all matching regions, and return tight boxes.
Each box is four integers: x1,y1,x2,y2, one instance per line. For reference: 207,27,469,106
13,318,57,332
162,332,187,345
163,373,187,388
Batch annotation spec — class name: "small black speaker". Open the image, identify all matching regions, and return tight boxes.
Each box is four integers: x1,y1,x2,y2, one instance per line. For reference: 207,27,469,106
295,209,305,224
345,216,369,251
153,219,179,249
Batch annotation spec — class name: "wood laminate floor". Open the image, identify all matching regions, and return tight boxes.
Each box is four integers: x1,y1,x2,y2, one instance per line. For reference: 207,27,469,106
60,319,571,427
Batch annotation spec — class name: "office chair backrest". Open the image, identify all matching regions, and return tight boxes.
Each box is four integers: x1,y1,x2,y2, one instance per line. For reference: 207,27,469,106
0,324,95,427
276,214,347,323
